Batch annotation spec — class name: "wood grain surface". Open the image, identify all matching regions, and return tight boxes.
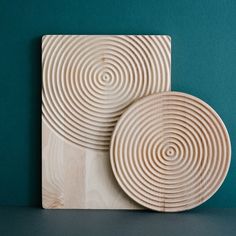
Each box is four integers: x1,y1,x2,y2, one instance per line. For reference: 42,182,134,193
42,120,140,209
110,92,231,212
42,35,171,209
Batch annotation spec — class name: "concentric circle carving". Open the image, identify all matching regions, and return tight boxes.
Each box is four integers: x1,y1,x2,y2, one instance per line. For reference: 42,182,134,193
110,92,231,212
42,35,171,150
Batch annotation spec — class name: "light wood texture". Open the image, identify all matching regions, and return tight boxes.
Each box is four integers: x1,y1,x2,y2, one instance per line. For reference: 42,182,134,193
110,92,231,212
42,35,171,209
42,120,140,209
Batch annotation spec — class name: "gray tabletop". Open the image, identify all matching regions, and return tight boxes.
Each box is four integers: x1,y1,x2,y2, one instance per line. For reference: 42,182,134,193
0,207,235,236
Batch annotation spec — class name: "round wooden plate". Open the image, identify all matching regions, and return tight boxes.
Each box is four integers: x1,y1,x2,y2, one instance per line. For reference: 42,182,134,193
110,92,231,212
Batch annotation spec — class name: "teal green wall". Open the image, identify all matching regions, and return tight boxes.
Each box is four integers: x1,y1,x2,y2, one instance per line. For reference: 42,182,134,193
0,0,235,207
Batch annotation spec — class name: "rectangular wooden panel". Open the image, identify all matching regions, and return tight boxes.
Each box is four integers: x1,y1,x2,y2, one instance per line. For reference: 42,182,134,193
42,35,171,209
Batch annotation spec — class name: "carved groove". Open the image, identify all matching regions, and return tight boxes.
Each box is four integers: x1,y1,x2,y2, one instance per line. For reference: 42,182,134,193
42,35,171,150
110,92,231,212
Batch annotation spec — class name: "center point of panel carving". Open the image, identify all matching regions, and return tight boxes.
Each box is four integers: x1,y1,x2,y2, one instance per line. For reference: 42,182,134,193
165,147,175,157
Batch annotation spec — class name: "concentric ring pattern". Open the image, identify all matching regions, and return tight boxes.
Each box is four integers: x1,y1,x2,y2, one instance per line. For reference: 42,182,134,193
42,35,171,150
110,92,231,212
